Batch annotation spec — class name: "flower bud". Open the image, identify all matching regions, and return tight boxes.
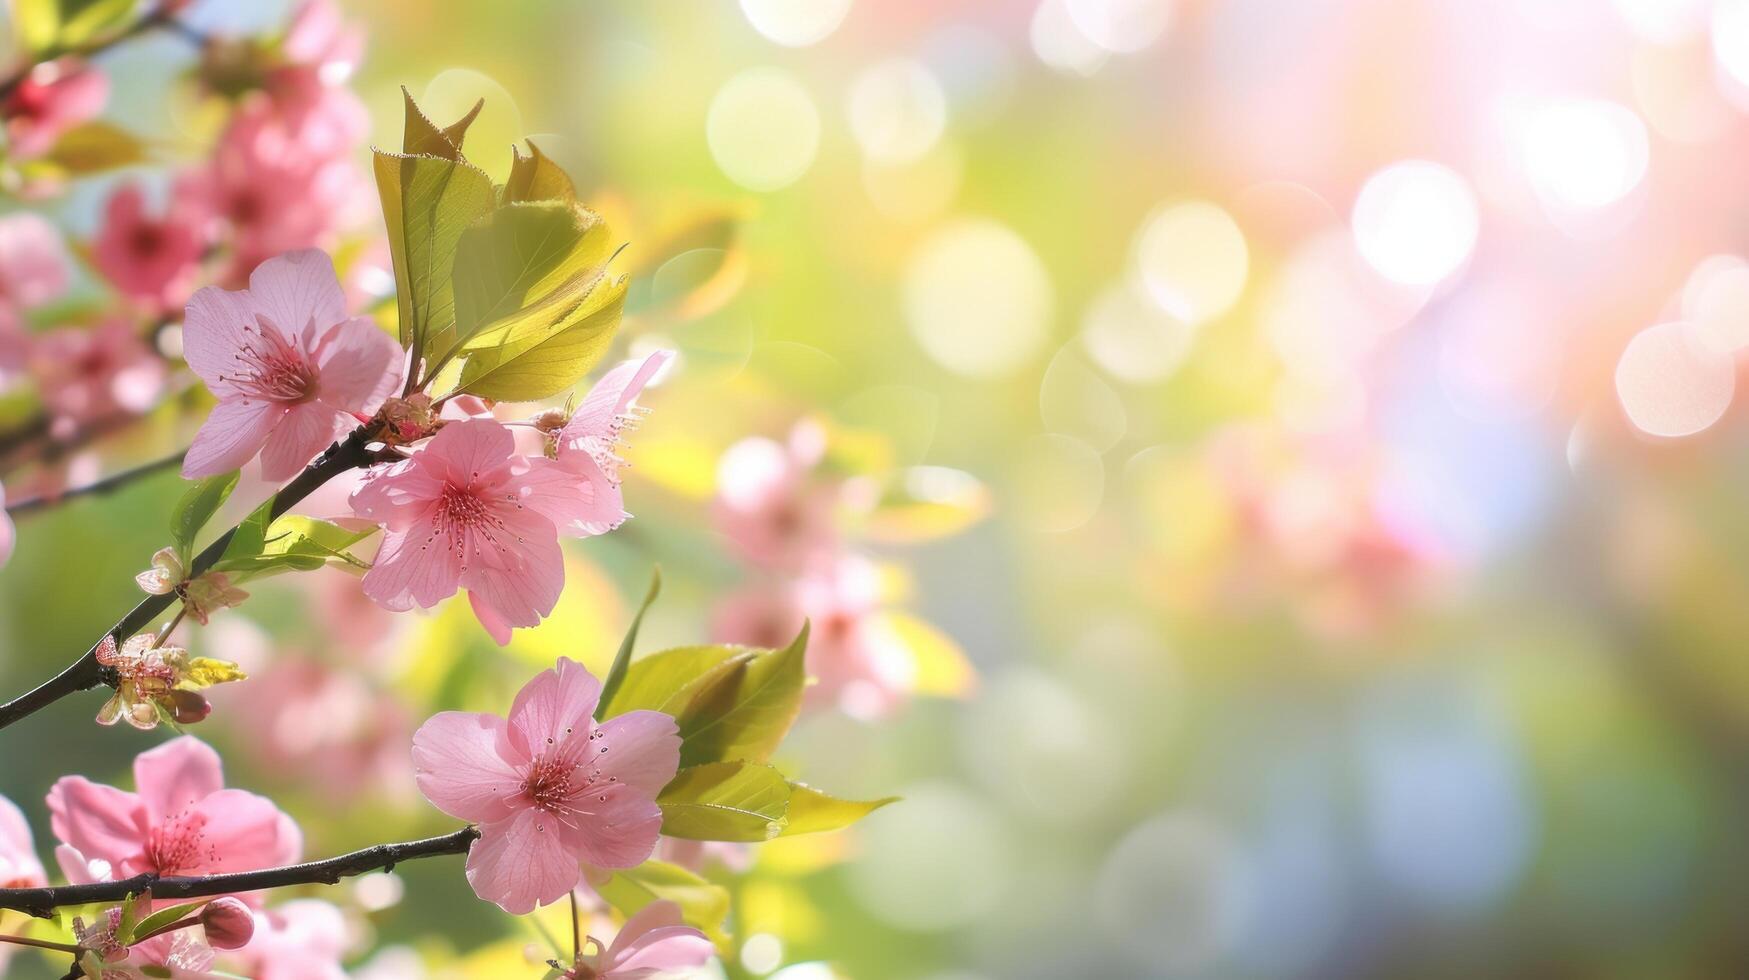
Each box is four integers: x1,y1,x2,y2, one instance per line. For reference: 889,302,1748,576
198,897,255,950
167,689,211,725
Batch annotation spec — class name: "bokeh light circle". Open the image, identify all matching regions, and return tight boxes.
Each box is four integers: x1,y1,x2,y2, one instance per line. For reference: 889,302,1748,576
1614,322,1736,437
1064,0,1173,54
1680,255,1749,354
1519,100,1648,214
1031,0,1110,76
846,783,1012,931
707,67,821,192
739,0,852,47
848,58,948,165
1080,280,1195,383
1012,434,1105,533
1132,201,1249,325
1094,813,1250,973
902,218,1053,377
1351,161,1479,287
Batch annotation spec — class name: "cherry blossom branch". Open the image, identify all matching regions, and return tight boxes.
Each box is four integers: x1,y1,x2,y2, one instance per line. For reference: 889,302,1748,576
0,5,183,100
4,451,187,516
0,827,480,918
0,426,380,730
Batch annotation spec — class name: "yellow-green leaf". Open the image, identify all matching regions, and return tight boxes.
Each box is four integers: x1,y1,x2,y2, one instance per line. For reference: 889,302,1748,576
399,86,482,160
46,120,147,174
452,269,626,401
596,566,661,721
777,783,897,837
55,0,132,46
502,139,576,205
449,201,618,355
599,645,754,720
591,860,731,947
657,761,791,842
170,471,239,565
177,658,246,689
11,0,59,52
372,150,496,366
674,622,808,767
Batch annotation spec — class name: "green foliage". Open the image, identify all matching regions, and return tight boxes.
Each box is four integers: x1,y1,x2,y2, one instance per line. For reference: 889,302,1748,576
591,859,732,946
10,0,132,52
169,471,238,565
600,644,754,719
127,899,207,944
371,91,629,400
778,782,898,837
673,623,807,768
44,121,147,174
596,566,661,720
656,761,792,841
213,507,373,581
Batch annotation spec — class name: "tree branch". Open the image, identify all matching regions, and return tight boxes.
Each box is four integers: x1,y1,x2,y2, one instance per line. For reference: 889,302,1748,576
0,6,182,101
0,827,479,918
0,427,379,730
4,451,187,516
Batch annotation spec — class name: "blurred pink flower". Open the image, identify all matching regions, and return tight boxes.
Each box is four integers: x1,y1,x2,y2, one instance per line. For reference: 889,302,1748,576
564,901,713,980
47,737,301,897
714,554,911,720
224,654,413,802
2,57,106,159
0,481,12,570
655,836,750,875
92,181,208,310
0,211,70,308
0,792,46,888
29,319,167,429
712,422,839,574
411,657,679,914
548,350,672,537
181,249,401,481
232,899,349,980
352,419,597,644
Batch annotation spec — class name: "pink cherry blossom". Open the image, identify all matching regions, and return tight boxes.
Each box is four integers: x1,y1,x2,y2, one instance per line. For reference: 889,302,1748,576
181,248,401,481
0,481,13,570
712,421,840,574
2,57,107,159
92,181,208,310
46,736,301,898
76,914,227,980
28,319,167,429
546,351,672,538
566,901,714,980
352,419,603,644
198,897,256,950
411,658,680,914
0,792,46,889
232,898,350,980
0,211,71,309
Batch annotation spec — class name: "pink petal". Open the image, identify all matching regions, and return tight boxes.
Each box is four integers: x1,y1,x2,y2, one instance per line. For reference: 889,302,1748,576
421,419,517,486
411,712,522,823
347,457,438,529
258,400,343,481
360,521,461,612
457,508,564,635
563,351,672,443
53,844,105,885
313,315,401,414
604,900,714,978
0,793,31,854
468,590,515,646
591,711,680,798
464,808,581,915
561,787,663,870
182,397,283,478
0,505,12,569
507,657,601,755
246,249,346,348
0,213,70,307
0,794,45,887
182,284,266,396
186,788,299,874
518,454,624,538
45,776,146,868
134,737,226,825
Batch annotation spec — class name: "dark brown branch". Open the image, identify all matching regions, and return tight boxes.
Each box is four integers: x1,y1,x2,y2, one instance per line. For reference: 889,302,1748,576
0,827,479,918
4,451,187,516
0,427,379,730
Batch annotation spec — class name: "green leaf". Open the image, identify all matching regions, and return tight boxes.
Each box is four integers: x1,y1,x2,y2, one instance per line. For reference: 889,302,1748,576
213,514,373,580
372,149,496,370
170,472,239,565
502,139,576,205
128,900,207,944
218,498,275,566
55,0,133,46
399,86,481,160
777,783,897,837
176,657,247,689
673,622,808,768
592,859,731,947
448,200,619,360
657,762,792,842
10,0,59,52
45,120,146,174
452,267,627,401
599,645,753,720
596,566,661,721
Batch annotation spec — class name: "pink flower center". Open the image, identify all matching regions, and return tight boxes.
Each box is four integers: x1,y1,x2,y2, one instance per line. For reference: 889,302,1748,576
426,483,526,572
519,730,618,819
144,810,217,875
218,318,317,403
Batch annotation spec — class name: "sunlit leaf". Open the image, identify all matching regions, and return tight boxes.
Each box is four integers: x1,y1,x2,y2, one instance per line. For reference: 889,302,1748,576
599,644,753,720
591,859,731,947
399,86,481,160
372,149,496,367
46,121,147,174
170,471,238,565
447,200,618,361
657,761,791,842
54,0,132,46
127,898,204,944
502,139,576,204
10,0,59,52
176,657,246,689
863,466,992,544
879,611,977,698
673,622,808,767
452,266,627,401
596,566,661,721
776,783,897,837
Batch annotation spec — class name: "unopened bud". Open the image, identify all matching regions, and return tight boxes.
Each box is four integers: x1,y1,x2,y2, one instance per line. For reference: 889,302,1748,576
198,898,255,950
167,689,211,725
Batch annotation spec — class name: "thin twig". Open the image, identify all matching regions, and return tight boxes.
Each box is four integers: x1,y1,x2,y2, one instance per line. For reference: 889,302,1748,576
0,827,480,918
0,427,380,730
4,451,187,516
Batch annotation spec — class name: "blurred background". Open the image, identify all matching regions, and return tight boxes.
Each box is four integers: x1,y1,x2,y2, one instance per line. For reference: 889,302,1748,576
8,0,1749,976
